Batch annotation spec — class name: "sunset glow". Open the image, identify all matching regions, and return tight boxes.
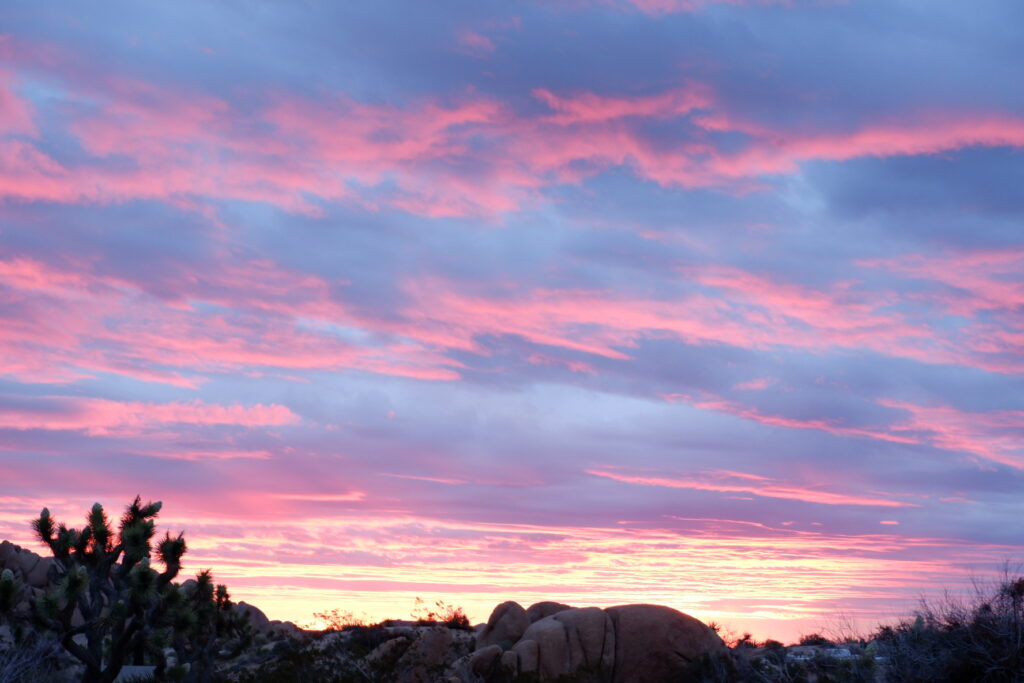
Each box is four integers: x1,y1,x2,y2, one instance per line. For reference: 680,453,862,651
2,0,1023,644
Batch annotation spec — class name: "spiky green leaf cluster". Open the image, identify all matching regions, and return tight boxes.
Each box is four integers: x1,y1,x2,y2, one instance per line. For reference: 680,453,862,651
0,568,20,613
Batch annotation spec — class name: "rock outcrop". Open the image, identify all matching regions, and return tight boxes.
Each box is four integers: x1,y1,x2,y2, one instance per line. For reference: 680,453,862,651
464,601,724,682
234,600,271,632
475,600,530,650
0,540,55,588
607,604,725,682
516,606,615,679
393,625,473,683
526,600,573,623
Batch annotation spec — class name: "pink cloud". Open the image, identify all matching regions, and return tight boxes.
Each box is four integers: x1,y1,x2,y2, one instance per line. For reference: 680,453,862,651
672,394,914,445
618,0,791,15
457,29,495,54
382,473,467,485
879,399,1024,470
587,467,915,507
862,249,1024,321
0,397,299,434
532,84,711,124
659,390,1024,471
734,377,774,391
0,255,464,386
153,449,273,461
392,269,948,372
2,248,1017,396
861,250,1024,372
0,69,35,137
272,492,367,502
5,43,1024,217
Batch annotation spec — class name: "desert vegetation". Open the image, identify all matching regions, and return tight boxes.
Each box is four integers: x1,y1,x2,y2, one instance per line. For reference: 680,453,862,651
0,497,251,683
691,570,1024,683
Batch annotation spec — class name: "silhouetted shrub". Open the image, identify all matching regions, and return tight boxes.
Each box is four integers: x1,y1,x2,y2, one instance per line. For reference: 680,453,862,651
798,632,833,646
875,571,1024,682
311,608,368,632
411,597,472,630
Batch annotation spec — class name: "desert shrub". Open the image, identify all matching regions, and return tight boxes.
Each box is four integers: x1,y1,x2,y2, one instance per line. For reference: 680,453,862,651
875,572,1024,682
724,632,755,649
798,632,833,646
411,597,472,630
225,637,371,683
311,608,368,632
689,640,876,683
805,652,875,683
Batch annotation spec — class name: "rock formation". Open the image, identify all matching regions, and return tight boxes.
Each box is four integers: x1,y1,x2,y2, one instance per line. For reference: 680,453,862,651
475,600,530,650
469,600,725,682
525,600,574,623
607,604,725,683
0,540,55,589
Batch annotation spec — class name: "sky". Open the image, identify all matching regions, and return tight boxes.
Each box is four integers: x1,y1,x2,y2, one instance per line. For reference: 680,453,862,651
1,0,1023,642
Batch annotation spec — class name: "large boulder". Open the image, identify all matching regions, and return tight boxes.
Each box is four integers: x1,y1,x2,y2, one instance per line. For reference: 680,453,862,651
499,649,519,677
517,607,614,680
606,604,725,683
512,637,539,675
463,644,502,677
476,601,529,651
0,541,18,569
24,556,54,588
234,601,271,632
526,601,573,623
268,619,301,636
0,541,55,589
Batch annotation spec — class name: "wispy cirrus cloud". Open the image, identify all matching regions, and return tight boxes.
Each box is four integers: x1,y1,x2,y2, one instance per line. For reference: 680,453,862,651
587,468,917,507
879,399,1024,471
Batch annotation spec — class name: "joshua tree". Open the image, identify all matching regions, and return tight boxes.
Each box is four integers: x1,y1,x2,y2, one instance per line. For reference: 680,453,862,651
0,497,250,683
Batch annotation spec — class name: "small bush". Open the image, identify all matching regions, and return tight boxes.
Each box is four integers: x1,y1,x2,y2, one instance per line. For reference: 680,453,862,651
411,598,472,630
798,632,833,646
311,608,369,632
